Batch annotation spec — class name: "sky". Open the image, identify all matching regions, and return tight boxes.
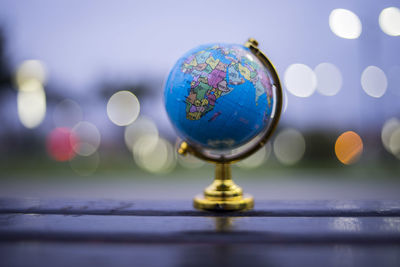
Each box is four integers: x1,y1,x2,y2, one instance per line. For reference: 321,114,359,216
0,0,399,133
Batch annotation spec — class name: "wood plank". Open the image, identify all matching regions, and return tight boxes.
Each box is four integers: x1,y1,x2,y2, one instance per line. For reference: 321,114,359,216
0,214,400,244
1,198,400,217
1,198,399,266
1,243,400,267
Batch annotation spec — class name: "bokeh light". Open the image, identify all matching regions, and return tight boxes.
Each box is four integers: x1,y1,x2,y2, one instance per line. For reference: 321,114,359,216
361,66,387,98
314,63,342,96
335,131,363,165
46,127,78,162
133,136,176,173
18,79,43,92
53,99,83,128
177,153,205,169
284,64,317,97
381,118,400,153
389,128,400,159
69,152,100,176
237,142,271,169
17,81,46,129
72,121,101,156
107,91,140,126
15,60,47,88
329,9,362,39
273,129,306,165
124,116,158,152
379,7,400,36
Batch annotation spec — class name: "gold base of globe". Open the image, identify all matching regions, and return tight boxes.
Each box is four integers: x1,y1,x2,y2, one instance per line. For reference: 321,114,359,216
193,163,254,211
193,194,254,211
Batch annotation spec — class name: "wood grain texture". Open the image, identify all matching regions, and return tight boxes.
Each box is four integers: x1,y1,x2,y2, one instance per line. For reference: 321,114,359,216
1,198,399,267
1,198,400,217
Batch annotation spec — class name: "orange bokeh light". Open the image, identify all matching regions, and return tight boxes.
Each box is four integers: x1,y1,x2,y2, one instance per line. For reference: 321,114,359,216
46,127,78,162
335,131,363,165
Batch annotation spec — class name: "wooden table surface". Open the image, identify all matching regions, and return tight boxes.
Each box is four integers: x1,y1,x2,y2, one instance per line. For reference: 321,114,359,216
1,198,400,267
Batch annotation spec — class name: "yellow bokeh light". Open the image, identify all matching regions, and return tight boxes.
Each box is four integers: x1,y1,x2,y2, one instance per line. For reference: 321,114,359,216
15,60,47,88
133,136,176,173
335,131,363,165
329,9,362,39
18,79,44,93
273,129,306,165
17,82,46,129
389,128,400,159
107,91,140,126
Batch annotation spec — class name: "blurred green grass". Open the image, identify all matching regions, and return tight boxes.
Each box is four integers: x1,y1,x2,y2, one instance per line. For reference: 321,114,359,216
1,153,399,181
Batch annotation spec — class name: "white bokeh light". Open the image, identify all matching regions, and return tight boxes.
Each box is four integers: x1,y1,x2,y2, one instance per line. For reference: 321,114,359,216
107,91,140,126
273,128,306,165
72,121,101,156
379,7,400,36
178,153,205,169
329,9,362,39
284,64,317,97
315,63,343,96
237,142,271,169
124,116,158,152
361,66,388,98
17,82,46,129
381,118,400,153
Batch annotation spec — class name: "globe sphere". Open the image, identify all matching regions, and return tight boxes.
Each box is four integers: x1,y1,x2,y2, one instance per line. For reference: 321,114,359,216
164,43,276,151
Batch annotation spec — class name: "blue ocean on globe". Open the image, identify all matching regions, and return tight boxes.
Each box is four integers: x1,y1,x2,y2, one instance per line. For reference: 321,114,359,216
164,43,274,150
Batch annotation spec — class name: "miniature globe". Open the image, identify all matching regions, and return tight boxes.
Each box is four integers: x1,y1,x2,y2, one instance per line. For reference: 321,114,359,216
164,43,276,151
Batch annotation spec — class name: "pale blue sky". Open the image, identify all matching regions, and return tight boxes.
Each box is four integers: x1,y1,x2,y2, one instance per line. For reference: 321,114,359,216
0,0,399,132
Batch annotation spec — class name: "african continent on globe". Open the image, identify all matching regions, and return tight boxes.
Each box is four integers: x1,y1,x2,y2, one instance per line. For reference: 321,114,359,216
164,43,274,150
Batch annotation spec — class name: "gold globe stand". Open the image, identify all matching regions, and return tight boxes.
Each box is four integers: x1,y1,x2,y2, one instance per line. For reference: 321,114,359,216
194,163,254,211
178,38,283,211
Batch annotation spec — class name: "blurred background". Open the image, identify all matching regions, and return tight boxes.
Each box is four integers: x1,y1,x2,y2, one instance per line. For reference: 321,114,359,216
0,0,399,200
